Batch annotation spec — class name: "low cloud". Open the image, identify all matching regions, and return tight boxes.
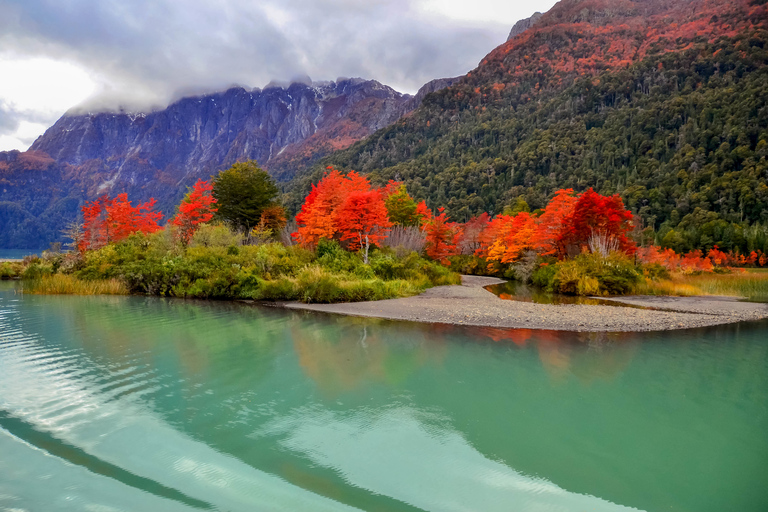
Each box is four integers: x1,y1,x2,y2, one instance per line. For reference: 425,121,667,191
0,0,550,150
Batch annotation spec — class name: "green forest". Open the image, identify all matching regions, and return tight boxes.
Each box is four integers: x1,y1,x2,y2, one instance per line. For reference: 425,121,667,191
286,30,768,255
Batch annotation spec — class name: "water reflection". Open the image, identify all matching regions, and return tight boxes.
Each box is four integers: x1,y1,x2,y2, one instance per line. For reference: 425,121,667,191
259,405,638,512
291,316,446,397
470,326,639,383
486,280,637,307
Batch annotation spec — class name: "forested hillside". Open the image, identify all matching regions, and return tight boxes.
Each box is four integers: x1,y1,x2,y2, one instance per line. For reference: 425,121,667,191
288,0,768,254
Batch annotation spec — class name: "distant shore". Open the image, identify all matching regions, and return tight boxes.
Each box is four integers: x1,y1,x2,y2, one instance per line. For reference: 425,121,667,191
283,275,768,332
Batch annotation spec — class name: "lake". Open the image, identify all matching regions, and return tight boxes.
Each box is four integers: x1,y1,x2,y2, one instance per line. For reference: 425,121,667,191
0,249,41,260
1,280,766,511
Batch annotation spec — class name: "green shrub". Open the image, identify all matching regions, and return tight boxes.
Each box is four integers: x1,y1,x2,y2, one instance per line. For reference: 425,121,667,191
189,223,243,248
531,263,558,291
553,262,601,295
550,251,641,296
21,260,55,280
0,261,23,279
643,263,671,281
26,220,462,302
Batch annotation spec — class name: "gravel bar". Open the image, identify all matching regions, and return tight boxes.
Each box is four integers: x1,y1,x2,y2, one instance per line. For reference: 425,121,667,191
283,275,768,332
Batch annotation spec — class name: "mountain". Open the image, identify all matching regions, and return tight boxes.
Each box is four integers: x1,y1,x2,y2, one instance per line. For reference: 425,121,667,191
1,77,451,248
0,151,72,249
287,0,768,254
31,78,413,185
507,12,542,40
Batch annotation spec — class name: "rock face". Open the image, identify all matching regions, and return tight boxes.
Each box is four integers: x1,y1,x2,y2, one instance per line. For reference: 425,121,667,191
507,12,542,40
31,78,411,186
404,76,462,111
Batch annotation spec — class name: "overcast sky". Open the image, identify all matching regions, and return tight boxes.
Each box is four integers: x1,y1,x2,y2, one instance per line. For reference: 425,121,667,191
0,0,558,151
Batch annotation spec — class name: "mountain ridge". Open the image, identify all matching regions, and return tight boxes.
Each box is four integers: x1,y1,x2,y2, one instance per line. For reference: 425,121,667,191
0,76,456,248
283,0,768,255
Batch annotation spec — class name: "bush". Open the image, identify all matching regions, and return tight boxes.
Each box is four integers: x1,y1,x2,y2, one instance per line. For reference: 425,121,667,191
25,221,462,302
531,263,558,290
0,261,23,279
643,263,671,281
21,259,55,280
542,251,641,296
189,223,243,248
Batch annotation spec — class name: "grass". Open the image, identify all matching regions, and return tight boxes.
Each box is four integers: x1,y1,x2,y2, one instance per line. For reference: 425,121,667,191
638,269,768,302
27,274,129,295
0,261,24,279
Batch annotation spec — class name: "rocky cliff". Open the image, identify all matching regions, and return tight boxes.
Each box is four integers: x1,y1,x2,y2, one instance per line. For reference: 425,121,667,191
31,78,412,186
507,12,542,40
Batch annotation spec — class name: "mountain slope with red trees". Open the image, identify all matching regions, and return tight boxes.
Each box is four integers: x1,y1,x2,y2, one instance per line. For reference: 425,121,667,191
289,0,768,256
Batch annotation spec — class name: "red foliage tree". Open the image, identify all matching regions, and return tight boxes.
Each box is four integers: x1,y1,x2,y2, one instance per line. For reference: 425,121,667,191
414,201,432,226
336,190,392,263
80,194,162,252
533,188,577,258
171,179,217,244
561,188,636,255
460,213,491,254
424,208,461,265
293,167,366,247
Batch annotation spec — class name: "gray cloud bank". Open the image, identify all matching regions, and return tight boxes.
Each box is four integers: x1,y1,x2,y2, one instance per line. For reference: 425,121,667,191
0,0,512,119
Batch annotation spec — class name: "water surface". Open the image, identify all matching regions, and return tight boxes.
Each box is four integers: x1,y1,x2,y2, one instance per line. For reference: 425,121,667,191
0,248,40,260
1,281,766,511
485,280,637,306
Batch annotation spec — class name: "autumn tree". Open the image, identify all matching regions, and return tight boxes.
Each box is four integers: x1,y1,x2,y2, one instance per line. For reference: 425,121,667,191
212,161,280,231
484,212,537,264
80,194,162,252
293,167,370,247
459,213,491,254
171,179,217,244
534,188,577,258
424,208,461,265
258,205,288,233
336,190,392,263
562,188,636,255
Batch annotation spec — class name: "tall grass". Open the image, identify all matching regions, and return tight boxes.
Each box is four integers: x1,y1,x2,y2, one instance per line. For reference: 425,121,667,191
638,270,768,302
28,274,129,295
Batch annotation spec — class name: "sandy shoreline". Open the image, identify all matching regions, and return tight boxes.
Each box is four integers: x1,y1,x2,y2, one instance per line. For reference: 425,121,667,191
282,275,768,332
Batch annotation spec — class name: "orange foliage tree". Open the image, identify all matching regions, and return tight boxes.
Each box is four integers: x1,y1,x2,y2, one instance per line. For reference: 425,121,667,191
293,167,388,254
424,208,461,265
561,188,636,255
484,212,538,264
80,194,162,252
336,190,392,263
533,188,577,257
171,179,217,244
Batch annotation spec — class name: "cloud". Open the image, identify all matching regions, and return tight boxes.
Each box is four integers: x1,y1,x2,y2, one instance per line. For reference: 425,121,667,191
0,0,556,150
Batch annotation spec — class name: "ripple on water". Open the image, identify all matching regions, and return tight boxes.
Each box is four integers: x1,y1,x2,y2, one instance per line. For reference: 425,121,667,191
1,289,767,512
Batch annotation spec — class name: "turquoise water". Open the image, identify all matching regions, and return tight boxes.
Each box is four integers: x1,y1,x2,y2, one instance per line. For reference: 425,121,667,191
0,249,40,260
1,281,767,511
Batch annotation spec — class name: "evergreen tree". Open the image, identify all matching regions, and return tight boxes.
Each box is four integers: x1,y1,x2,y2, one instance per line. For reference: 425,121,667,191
212,161,280,231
